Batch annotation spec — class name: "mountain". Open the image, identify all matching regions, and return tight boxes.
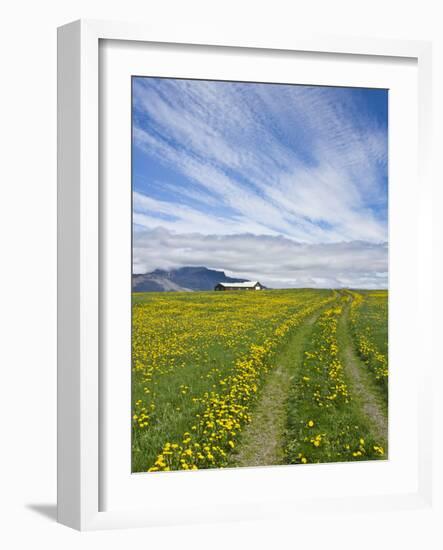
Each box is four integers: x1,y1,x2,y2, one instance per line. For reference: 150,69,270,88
132,266,247,292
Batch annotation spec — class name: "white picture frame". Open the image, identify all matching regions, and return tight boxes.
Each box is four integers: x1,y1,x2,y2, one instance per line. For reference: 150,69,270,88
57,19,434,531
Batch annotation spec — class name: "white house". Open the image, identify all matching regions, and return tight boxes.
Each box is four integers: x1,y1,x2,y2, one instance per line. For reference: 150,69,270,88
214,281,264,291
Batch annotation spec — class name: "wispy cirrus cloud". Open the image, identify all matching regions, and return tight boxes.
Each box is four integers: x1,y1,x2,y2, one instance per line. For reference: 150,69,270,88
132,77,388,288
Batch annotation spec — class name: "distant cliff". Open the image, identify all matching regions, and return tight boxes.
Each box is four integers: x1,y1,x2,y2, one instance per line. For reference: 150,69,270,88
132,266,247,292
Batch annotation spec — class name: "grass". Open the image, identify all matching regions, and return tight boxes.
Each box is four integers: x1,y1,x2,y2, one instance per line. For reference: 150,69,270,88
229,306,328,468
284,293,386,464
348,290,388,397
132,289,333,471
132,288,388,472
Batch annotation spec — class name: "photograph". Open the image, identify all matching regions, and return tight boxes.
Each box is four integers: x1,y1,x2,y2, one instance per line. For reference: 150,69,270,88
131,76,388,473
2,0,437,542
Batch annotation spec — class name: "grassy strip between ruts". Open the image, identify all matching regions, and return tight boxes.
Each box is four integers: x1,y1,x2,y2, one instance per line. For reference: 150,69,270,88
285,294,386,465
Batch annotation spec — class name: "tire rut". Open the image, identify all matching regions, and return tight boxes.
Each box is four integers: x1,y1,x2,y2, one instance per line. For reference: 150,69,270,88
339,298,388,446
228,308,326,468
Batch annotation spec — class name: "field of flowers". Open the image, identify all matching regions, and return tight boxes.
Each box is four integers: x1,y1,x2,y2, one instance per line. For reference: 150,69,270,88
285,294,385,464
349,290,388,396
132,289,334,472
132,288,388,472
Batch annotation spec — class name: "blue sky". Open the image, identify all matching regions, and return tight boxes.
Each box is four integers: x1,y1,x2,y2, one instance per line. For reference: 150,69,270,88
132,77,388,289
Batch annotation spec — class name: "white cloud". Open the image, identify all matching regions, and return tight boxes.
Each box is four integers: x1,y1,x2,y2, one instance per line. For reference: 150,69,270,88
133,228,388,289
133,79,388,245
133,191,279,236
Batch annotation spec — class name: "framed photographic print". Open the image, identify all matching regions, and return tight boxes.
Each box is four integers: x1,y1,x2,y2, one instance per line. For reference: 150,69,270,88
57,20,433,530
130,76,389,473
